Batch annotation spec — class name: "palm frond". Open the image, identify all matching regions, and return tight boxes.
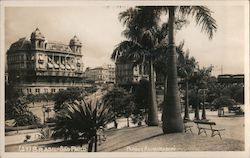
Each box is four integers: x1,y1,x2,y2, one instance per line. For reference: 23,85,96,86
119,7,139,26
52,99,114,141
178,6,217,39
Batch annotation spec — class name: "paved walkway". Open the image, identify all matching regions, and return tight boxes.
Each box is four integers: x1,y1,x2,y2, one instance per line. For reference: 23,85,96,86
99,126,243,152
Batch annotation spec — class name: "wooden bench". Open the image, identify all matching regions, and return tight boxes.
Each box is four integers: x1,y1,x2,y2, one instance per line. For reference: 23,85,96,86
183,119,193,134
193,120,225,140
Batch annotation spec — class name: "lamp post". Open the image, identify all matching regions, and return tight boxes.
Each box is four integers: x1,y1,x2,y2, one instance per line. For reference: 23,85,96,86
201,89,208,120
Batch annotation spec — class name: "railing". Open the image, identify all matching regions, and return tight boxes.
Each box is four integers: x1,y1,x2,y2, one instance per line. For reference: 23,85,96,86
5,123,56,133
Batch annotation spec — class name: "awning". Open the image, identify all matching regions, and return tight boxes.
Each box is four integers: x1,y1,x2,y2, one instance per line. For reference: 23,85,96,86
39,64,46,69
48,57,52,62
39,56,44,61
70,65,75,70
54,63,59,69
66,64,71,70
47,63,53,68
60,64,65,69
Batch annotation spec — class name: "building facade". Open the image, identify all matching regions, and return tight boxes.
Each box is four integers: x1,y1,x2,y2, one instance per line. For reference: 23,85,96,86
217,74,244,84
115,60,149,85
84,64,115,83
7,28,85,95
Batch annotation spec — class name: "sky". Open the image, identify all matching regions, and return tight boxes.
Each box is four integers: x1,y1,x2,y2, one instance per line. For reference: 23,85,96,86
4,5,246,76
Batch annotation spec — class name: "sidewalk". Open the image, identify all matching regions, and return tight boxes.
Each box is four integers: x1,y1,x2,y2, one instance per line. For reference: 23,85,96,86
5,110,244,152
99,125,244,152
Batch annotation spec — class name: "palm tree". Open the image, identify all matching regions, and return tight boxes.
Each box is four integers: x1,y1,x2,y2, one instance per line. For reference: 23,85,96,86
190,66,213,120
162,6,217,133
115,7,188,126
178,50,198,120
52,99,114,152
113,7,164,126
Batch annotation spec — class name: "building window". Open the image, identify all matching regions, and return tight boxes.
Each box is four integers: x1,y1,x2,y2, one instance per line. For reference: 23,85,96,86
51,89,56,93
35,88,40,94
44,88,48,93
27,88,32,94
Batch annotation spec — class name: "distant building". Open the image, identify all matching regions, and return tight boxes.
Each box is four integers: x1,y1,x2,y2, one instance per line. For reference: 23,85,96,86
115,59,149,85
217,74,244,84
106,64,116,83
84,64,115,83
6,28,85,95
85,67,108,83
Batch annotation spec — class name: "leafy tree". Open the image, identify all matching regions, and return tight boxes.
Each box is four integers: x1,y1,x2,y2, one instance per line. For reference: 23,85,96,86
133,79,149,113
52,99,114,152
5,97,41,126
5,83,19,101
162,6,217,133
53,87,86,111
206,78,244,106
102,86,135,127
233,87,244,104
212,96,236,109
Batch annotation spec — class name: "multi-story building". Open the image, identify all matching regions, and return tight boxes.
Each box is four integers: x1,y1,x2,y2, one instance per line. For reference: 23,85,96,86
84,64,115,83
85,67,108,83
6,28,85,95
115,60,149,85
105,64,116,83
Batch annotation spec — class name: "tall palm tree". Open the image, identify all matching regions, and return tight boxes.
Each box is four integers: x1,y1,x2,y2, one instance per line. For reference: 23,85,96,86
113,7,164,126
114,7,187,126
162,6,217,133
178,50,198,120
190,66,213,120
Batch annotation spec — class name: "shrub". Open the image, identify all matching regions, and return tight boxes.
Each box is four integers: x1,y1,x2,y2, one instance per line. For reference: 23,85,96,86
52,99,114,152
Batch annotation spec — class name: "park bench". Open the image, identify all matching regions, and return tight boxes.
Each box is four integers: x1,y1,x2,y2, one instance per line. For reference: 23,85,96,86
193,120,225,140
183,120,193,134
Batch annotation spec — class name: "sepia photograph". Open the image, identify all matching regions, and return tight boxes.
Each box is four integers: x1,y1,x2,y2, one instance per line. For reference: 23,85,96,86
0,0,249,158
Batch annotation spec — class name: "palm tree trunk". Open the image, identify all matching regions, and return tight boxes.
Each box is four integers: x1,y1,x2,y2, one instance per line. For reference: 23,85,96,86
194,89,200,120
147,57,159,126
201,89,206,120
184,80,190,120
88,138,94,152
142,55,145,76
162,6,183,133
94,134,98,152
